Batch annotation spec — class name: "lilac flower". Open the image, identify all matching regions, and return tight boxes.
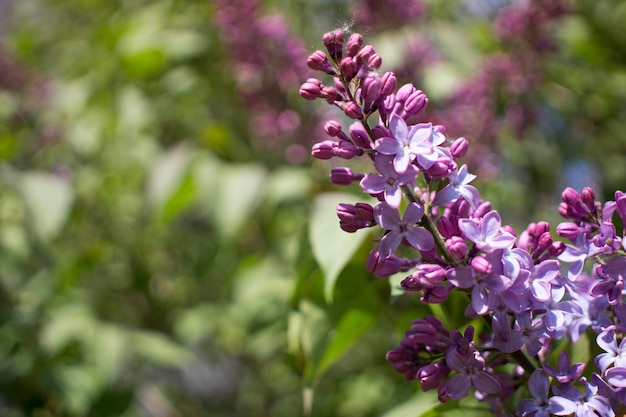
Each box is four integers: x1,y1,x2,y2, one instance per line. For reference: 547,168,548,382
544,351,585,384
360,154,419,208
433,164,481,209
438,349,501,401
373,202,434,258
374,113,446,173
459,210,516,252
553,379,615,417
516,369,577,417
596,330,626,373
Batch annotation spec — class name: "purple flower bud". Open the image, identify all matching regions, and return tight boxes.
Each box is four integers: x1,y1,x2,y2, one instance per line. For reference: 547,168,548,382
548,241,565,258
417,362,450,391
402,264,447,291
403,89,428,117
535,232,553,255
471,255,493,274
532,221,550,238
426,158,456,179
339,57,358,81
324,120,343,137
371,124,391,140
367,53,382,70
446,236,468,259
343,101,364,119
321,86,341,103
322,29,344,62
394,85,415,108
581,186,596,212
311,140,335,159
361,75,382,106
615,190,626,224
306,50,334,74
366,250,402,277
346,33,363,57
450,137,469,159
356,45,375,65
330,167,364,185
334,140,361,159
473,202,492,219
380,72,397,97
348,122,372,148
355,203,374,220
337,202,374,231
437,216,454,238
421,285,451,304
299,78,322,100
556,222,580,240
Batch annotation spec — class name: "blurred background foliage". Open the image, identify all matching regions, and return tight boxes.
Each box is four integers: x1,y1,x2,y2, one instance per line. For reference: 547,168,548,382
0,0,625,416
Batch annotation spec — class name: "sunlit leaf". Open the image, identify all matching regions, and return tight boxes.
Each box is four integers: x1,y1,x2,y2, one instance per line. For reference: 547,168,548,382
380,391,440,417
20,171,74,242
309,192,371,302
131,330,192,367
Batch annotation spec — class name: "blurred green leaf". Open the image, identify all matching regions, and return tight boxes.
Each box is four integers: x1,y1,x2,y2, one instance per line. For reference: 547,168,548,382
309,192,371,302
131,330,192,367
380,391,440,417
20,171,74,242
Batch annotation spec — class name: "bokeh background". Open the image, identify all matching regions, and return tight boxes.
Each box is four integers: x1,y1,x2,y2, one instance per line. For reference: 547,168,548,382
0,0,625,416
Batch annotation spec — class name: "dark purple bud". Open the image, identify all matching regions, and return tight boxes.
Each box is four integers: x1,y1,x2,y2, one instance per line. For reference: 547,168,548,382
450,137,469,159
343,101,364,119
349,122,372,148
339,57,358,81
299,78,322,100
581,187,596,212
330,167,364,185
322,29,344,62
446,236,467,259
471,255,493,274
556,222,580,240
346,33,363,57
307,50,334,74
366,250,402,277
558,202,569,218
548,241,566,258
311,140,335,159
417,362,449,391
371,124,391,139
380,72,397,97
616,190,626,224
403,264,446,290
502,225,516,237
337,202,373,231
535,232,553,255
354,202,374,220
437,216,454,238
421,285,451,304
532,221,550,238
403,90,428,117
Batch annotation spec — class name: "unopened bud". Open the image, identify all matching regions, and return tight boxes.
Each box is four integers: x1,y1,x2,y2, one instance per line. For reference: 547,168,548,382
346,33,363,57
343,101,364,119
450,137,469,159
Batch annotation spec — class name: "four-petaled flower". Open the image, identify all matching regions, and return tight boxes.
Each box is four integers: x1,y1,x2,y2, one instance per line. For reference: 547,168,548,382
360,154,419,208
373,202,434,258
459,210,516,252
374,113,445,173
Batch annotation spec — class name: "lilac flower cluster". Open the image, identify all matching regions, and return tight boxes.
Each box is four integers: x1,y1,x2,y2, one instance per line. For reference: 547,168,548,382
301,28,626,416
430,0,569,179
213,0,317,163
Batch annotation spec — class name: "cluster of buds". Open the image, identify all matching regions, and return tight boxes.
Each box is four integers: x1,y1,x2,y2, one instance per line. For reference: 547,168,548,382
300,28,626,417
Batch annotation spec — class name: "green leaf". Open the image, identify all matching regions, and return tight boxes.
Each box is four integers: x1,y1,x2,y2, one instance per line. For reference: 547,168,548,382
380,391,440,417
314,288,379,379
131,330,192,367
308,192,371,302
147,144,192,214
20,171,74,242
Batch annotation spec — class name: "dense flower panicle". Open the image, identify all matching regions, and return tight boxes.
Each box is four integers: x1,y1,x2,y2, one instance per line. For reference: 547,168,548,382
302,28,626,416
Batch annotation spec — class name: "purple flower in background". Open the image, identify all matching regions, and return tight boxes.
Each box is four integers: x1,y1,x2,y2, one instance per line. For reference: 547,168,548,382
439,349,501,401
544,351,585,384
459,210,516,252
360,154,419,208
373,202,434,258
375,113,446,173
433,164,481,208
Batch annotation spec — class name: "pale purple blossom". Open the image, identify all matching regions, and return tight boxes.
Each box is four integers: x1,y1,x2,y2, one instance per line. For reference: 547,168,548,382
373,202,434,258
433,164,481,208
459,210,516,252
360,154,419,208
